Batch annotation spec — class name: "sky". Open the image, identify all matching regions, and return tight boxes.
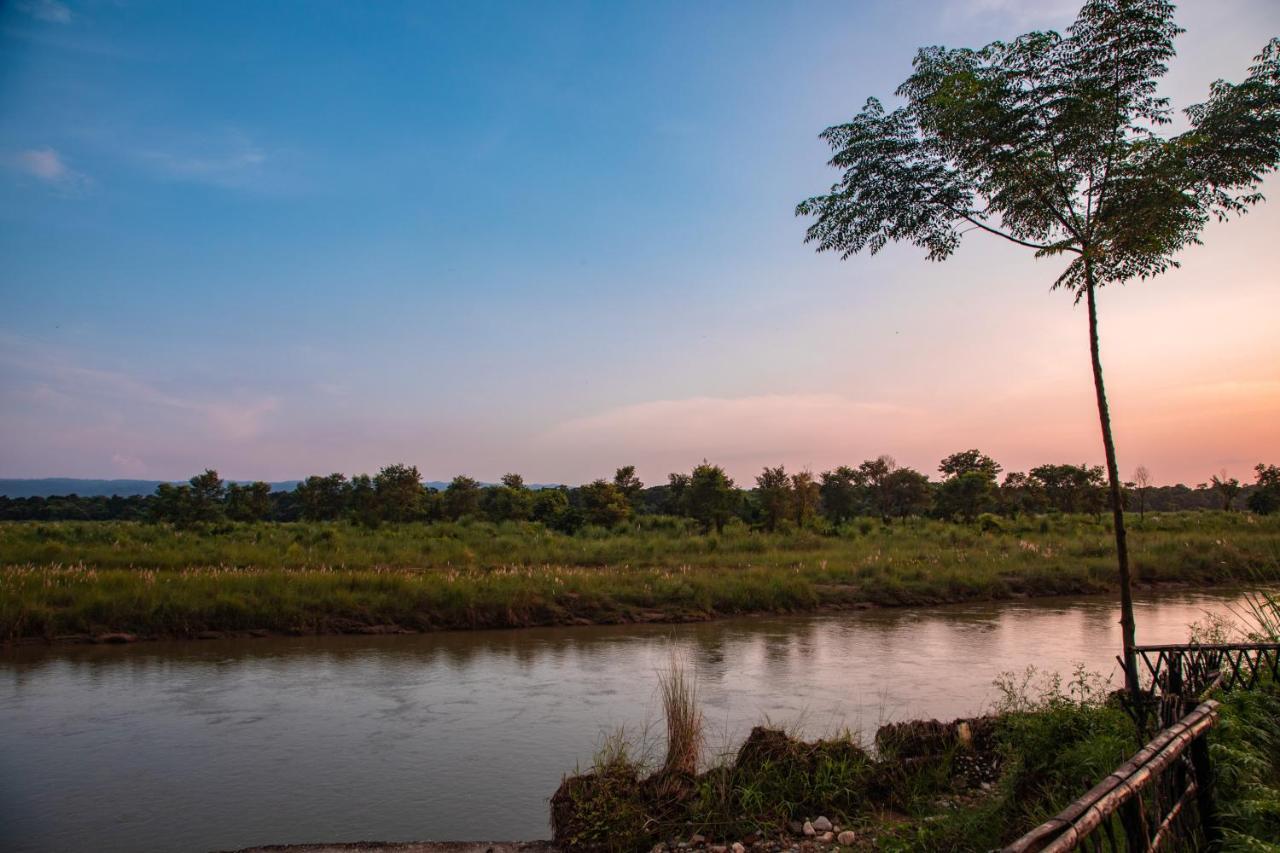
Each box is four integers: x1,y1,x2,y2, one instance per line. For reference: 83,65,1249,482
1,0,1278,487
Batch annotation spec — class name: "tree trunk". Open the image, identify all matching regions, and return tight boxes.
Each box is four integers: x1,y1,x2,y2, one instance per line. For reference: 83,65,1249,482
1085,268,1139,699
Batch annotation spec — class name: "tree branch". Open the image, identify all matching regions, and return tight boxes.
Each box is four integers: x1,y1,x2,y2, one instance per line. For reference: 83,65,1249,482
953,209,1078,253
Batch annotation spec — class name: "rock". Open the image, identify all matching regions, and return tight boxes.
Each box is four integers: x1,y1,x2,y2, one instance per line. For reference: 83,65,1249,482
196,630,224,640
247,628,271,637
788,822,803,835
709,846,727,853
731,843,746,853
651,845,665,853
837,831,857,846
803,821,816,837
690,836,706,846
95,633,137,644
813,817,833,832
818,832,834,843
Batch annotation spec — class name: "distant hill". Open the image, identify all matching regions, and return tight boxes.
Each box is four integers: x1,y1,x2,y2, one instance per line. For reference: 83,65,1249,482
0,479,301,498
0,478,562,498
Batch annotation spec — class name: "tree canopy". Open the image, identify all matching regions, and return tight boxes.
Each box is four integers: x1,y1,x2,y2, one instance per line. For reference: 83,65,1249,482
797,2,1280,297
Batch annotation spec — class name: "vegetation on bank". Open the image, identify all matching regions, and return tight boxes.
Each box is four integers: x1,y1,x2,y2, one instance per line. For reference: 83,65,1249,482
552,592,1280,851
1,511,1277,641
4,457,1278,527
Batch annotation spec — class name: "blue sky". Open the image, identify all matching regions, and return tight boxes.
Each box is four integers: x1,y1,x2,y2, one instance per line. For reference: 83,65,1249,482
2,0,1278,485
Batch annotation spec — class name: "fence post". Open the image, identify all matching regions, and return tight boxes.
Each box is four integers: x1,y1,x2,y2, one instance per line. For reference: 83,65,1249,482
1189,730,1221,851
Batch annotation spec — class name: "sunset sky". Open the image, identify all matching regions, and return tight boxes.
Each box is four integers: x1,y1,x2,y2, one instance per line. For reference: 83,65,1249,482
2,0,1278,487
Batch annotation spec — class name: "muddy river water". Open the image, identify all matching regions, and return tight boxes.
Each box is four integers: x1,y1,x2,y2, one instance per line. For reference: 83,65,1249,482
0,588,1252,852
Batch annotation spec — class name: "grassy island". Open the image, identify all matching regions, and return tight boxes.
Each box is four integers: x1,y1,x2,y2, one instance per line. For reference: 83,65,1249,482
2,511,1277,642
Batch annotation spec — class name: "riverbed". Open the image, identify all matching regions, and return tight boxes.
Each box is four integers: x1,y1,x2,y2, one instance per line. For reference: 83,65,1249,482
0,588,1250,853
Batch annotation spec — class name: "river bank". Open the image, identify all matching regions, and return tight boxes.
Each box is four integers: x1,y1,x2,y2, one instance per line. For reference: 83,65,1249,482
0,577,1230,647
3,513,1277,644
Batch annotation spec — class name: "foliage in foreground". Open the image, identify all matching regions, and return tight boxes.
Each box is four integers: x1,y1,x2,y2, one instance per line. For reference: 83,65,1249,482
1,512,1277,640
551,661,1280,852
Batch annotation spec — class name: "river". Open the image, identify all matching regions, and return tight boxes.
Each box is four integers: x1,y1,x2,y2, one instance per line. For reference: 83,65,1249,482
0,588,1251,853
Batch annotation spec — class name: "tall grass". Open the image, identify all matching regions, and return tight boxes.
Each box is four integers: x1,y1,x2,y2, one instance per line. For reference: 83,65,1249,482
1233,588,1280,641
659,658,702,777
2,511,1277,640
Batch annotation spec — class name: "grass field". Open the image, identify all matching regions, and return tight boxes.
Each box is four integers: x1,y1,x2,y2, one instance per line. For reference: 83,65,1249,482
2,511,1278,641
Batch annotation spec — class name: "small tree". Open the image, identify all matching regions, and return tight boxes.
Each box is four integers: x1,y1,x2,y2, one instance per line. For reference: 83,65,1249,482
798,2,1280,694
665,472,692,516
1247,463,1280,515
152,482,193,525
686,461,738,534
296,473,350,521
1210,470,1242,511
819,466,862,525
484,473,532,522
883,467,934,519
791,470,821,527
1029,463,1107,514
580,479,632,527
442,475,482,521
226,481,272,522
612,466,645,510
938,449,1002,482
1132,465,1152,520
531,486,570,528
187,469,225,523
936,471,997,522
754,465,793,532
937,450,1001,521
374,463,423,522
349,474,378,527
857,455,898,522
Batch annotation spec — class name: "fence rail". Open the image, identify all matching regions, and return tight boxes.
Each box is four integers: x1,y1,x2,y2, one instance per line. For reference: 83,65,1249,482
1135,642,1280,697
1002,701,1220,853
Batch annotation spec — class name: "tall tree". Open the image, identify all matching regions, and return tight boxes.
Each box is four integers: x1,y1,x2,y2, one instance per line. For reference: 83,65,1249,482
754,465,793,532
797,1,1280,696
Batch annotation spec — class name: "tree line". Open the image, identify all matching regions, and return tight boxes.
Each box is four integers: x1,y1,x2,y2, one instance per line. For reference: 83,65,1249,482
3,455,1276,527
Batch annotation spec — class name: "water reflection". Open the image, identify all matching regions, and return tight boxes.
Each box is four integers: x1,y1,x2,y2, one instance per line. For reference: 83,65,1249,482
0,589,1248,853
